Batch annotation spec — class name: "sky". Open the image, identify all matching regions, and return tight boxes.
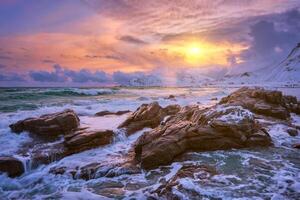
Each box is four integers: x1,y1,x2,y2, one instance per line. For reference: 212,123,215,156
0,0,300,86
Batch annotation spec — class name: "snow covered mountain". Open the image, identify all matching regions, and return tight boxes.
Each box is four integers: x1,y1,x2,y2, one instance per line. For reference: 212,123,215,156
218,43,300,86
265,43,300,83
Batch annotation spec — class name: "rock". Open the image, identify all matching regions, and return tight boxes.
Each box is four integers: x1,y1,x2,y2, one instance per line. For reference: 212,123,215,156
50,161,140,180
9,109,80,137
28,128,114,168
95,110,131,117
154,164,217,199
165,95,176,100
118,102,180,135
0,157,24,177
219,87,300,120
133,105,272,170
292,143,300,149
211,97,218,101
94,188,125,198
287,128,298,137
64,128,114,152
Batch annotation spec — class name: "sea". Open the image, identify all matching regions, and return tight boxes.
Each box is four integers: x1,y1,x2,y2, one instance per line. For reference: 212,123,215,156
0,87,299,199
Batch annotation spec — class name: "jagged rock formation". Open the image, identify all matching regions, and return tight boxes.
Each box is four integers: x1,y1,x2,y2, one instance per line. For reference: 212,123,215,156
132,87,300,169
118,102,180,135
219,87,300,119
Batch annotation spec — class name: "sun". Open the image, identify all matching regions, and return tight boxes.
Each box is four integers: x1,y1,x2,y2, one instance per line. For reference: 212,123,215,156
187,46,201,56
185,44,202,64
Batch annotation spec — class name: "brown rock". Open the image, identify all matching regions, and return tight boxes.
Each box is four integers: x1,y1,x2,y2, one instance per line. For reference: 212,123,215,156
154,164,217,199
118,102,180,135
29,128,114,168
9,109,80,137
0,157,24,177
292,143,300,149
95,110,131,117
64,128,114,151
287,128,298,137
50,161,140,180
133,105,272,170
219,87,300,120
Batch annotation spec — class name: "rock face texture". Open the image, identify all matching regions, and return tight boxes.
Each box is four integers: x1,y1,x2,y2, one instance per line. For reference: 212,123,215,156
29,128,114,168
132,87,300,170
133,105,272,169
50,161,140,180
9,109,80,136
0,157,24,177
219,87,300,119
64,128,114,152
153,164,217,199
118,102,180,135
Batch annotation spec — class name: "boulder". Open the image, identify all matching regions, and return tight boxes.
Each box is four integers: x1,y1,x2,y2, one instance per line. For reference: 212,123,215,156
287,128,298,137
64,128,114,152
9,109,80,137
95,110,131,117
292,143,300,149
0,157,24,177
219,87,300,120
28,128,114,168
133,105,272,169
118,102,180,135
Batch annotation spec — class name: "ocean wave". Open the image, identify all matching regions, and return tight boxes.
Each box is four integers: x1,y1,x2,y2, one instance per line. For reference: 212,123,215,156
0,88,118,100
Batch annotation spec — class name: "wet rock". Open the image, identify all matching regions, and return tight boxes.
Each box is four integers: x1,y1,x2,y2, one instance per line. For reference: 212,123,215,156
0,157,24,177
133,105,272,170
50,161,140,180
9,109,80,137
95,110,131,117
154,164,217,199
292,143,300,149
93,187,125,198
64,128,114,152
49,166,67,175
219,87,300,120
118,102,180,135
29,128,114,168
287,128,298,137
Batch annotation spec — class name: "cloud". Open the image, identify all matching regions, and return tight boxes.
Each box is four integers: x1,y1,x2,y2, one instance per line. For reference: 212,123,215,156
42,59,56,64
0,73,25,81
29,65,67,82
119,35,147,45
0,55,12,60
0,64,6,68
241,9,300,62
64,68,109,83
29,64,110,83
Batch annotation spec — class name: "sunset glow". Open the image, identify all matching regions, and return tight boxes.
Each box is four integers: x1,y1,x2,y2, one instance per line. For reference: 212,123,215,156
0,0,299,86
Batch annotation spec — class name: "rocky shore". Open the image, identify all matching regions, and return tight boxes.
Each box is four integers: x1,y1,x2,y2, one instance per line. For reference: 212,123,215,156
1,87,299,199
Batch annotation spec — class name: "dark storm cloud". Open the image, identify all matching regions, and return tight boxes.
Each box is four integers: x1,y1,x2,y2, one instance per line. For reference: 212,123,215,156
241,9,300,62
